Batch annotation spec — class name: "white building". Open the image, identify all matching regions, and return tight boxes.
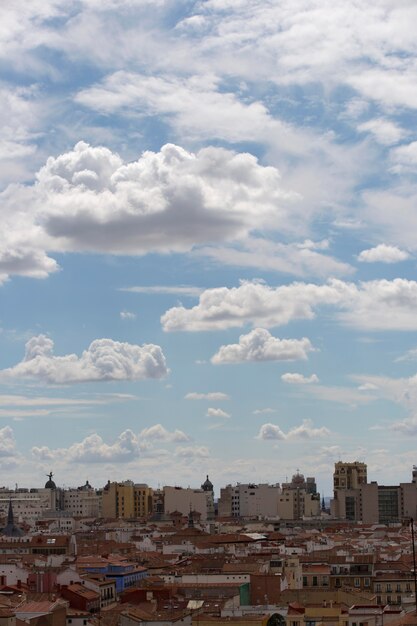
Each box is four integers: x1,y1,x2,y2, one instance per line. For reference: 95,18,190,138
63,482,101,518
218,483,281,518
163,486,212,521
0,488,56,524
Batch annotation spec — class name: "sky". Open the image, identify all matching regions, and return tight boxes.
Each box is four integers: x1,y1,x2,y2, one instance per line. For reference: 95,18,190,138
2,0,417,496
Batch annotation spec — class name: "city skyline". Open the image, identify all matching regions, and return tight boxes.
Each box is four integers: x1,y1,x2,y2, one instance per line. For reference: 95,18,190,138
2,1,417,493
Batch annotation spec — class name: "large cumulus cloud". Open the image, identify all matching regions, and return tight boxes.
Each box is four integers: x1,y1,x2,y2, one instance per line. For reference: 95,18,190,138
0,334,168,384
0,141,299,282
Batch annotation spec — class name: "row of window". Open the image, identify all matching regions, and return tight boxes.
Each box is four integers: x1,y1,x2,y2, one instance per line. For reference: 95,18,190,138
375,583,411,592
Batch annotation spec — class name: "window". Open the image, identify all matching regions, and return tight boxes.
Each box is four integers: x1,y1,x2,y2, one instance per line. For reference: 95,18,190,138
312,576,318,587
354,578,360,587
364,578,370,587
376,596,381,605
397,595,401,604
386,584,392,592
303,576,307,587
376,583,381,592
387,596,391,604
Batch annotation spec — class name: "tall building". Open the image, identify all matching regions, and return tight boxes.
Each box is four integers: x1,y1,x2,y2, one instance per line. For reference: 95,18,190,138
331,461,367,520
102,481,153,519
333,461,367,491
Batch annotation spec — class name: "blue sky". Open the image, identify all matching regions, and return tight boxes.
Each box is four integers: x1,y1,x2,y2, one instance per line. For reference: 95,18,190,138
2,0,417,496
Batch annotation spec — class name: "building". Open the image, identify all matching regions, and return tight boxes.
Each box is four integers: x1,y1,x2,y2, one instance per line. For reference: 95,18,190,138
278,472,320,520
63,482,101,518
218,483,281,518
163,486,212,521
60,584,100,613
332,465,417,523
102,481,153,519
80,559,148,594
331,461,367,520
333,461,367,491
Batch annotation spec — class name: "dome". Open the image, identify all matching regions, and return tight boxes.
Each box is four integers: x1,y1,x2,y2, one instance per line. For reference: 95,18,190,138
79,480,92,491
45,471,56,490
201,475,213,491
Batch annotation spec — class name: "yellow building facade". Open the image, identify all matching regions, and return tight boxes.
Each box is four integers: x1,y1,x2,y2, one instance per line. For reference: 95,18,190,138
102,481,153,519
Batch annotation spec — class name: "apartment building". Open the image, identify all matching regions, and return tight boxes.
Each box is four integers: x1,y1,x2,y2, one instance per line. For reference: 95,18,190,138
218,483,280,518
63,482,101,518
102,481,153,519
278,473,320,520
163,485,213,521
332,464,417,523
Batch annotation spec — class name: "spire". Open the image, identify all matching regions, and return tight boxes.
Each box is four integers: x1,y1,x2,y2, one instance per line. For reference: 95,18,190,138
2,499,23,537
7,499,14,526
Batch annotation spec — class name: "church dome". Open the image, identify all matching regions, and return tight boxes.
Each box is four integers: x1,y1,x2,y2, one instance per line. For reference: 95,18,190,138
201,475,213,491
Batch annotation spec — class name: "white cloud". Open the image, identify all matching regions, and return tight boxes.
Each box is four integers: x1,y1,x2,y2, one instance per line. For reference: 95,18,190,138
139,424,190,442
253,408,276,415
32,423,192,464
357,382,378,391
390,141,417,174
162,278,417,332
349,68,417,111
121,285,202,297
357,244,410,263
0,426,18,458
257,419,330,441
281,373,319,384
353,373,417,412
300,384,378,407
0,141,299,284
120,310,136,320
185,392,229,400
196,237,353,279
0,394,104,407
161,280,345,332
257,423,286,440
76,71,293,146
206,407,231,419
357,118,406,146
175,445,210,458
0,334,168,384
211,328,314,364
388,416,417,436
396,347,417,363
32,429,144,463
